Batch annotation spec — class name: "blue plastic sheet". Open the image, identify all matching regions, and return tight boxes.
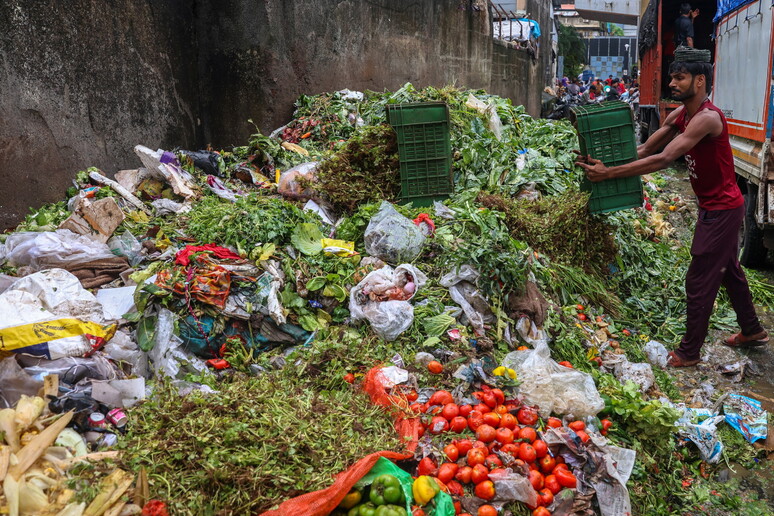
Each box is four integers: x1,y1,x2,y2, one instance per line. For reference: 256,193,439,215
723,394,768,443
714,0,757,22
517,18,541,38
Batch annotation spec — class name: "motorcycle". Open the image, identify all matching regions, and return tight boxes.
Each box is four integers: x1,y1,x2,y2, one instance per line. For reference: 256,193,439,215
547,92,582,120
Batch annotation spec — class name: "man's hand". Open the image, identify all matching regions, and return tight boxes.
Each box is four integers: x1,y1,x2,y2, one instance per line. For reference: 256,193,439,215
575,155,610,182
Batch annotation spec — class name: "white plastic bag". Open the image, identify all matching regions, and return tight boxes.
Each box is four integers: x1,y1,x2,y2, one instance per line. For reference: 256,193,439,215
614,358,656,393
643,340,669,368
102,330,150,378
350,264,427,341
364,202,425,264
465,93,503,140
503,331,604,417
4,230,116,271
147,309,211,380
0,269,115,359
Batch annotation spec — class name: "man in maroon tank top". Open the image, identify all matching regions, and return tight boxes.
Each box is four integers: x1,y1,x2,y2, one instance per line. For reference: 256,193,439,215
576,52,768,367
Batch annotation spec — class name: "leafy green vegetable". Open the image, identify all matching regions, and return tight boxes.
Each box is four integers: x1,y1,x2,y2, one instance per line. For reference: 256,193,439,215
291,223,323,256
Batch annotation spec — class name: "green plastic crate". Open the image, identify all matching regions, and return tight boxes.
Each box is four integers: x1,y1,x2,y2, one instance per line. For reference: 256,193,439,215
570,101,643,213
387,102,453,206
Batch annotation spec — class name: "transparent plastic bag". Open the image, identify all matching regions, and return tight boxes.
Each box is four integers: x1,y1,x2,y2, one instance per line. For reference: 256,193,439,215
364,202,425,264
503,329,604,417
108,232,143,267
278,162,318,201
350,264,427,341
643,340,668,368
439,265,493,336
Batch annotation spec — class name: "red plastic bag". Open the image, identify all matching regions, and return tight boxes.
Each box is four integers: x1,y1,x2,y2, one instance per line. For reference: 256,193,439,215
260,451,410,516
361,365,421,454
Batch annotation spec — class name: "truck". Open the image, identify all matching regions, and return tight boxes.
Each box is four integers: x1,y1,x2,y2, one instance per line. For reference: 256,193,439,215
638,0,774,267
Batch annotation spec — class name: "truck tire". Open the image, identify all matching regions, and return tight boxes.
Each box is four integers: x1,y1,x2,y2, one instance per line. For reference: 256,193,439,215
739,181,767,268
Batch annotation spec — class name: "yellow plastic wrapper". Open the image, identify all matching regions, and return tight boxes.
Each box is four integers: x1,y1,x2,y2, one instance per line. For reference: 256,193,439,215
321,238,358,258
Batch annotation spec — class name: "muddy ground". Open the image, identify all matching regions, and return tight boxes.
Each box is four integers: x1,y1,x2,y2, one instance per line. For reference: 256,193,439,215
655,165,774,512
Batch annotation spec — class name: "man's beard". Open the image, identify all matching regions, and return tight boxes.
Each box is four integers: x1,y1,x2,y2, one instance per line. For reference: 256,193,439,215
672,78,697,101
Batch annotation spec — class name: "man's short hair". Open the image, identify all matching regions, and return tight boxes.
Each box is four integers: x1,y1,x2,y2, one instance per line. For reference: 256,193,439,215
680,3,692,14
669,61,713,94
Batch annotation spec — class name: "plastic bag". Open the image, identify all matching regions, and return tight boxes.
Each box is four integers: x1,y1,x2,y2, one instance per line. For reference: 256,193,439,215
206,175,240,202
147,309,211,380
439,265,493,336
4,230,117,270
152,198,190,215
0,269,116,359
489,467,538,507
350,265,427,341
503,331,604,417
364,202,426,264
643,340,668,368
677,412,725,463
179,149,225,176
613,358,655,393
0,356,44,408
723,394,768,443
103,330,150,378
16,353,118,385
108,232,143,267
277,162,318,201
134,145,198,199
465,93,503,140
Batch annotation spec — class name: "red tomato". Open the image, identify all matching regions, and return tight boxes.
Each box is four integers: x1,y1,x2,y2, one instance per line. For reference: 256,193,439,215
528,469,544,490
533,507,551,516
491,388,505,405
482,412,501,427
471,463,490,484
444,444,460,462
539,455,556,474
429,390,454,406
456,439,473,456
578,313,588,321
417,425,425,438
519,443,537,463
555,467,577,488
429,416,449,434
476,424,497,443
495,427,514,444
575,430,590,443
558,361,573,368
494,404,508,415
554,463,568,471
468,411,484,431
458,404,473,418
499,413,518,430
484,454,503,469
410,402,424,413
438,462,459,484
568,420,586,432
418,456,438,476
472,440,488,449
517,407,539,426
532,439,548,459
405,389,418,402
427,405,443,416
343,373,355,383
601,418,613,435
478,506,497,516
482,391,497,409
537,488,554,507
576,304,585,311
412,507,426,516
442,403,460,420
455,465,473,484
500,443,519,456
446,479,464,496
475,480,496,500
428,361,444,374
518,426,537,443
466,448,487,467
473,403,490,414
449,416,468,433
546,417,562,428
544,474,561,495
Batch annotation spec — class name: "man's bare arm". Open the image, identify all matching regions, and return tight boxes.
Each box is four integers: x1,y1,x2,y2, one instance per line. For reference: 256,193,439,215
637,106,683,158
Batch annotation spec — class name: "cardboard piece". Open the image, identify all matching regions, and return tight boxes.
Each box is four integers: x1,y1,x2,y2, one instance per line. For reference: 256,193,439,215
60,197,125,243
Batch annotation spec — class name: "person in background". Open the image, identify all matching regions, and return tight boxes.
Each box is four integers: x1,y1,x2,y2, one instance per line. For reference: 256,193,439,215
576,50,768,367
675,3,700,48
568,78,581,96
616,79,626,94
582,84,599,104
605,75,613,86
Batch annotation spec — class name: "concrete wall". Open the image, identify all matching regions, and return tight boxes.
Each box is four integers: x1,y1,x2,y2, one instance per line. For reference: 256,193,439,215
0,0,551,230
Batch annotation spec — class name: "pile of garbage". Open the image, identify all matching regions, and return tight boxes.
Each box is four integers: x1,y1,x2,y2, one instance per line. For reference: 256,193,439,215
0,85,771,515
